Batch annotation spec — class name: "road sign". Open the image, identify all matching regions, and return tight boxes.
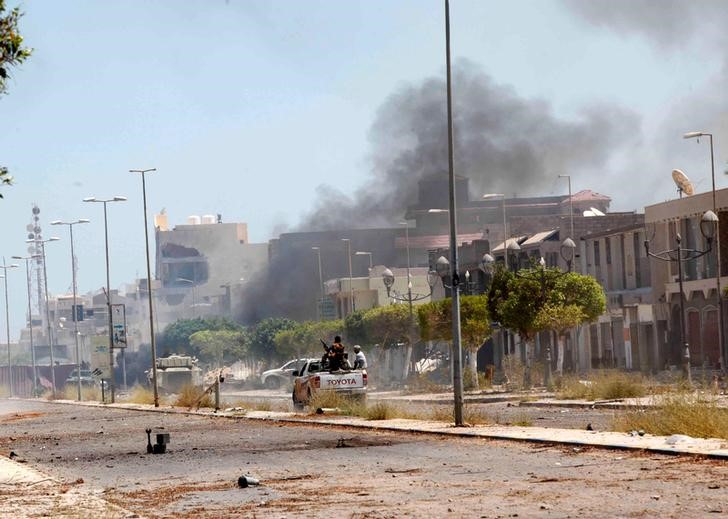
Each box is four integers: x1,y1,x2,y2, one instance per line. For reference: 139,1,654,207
91,335,110,378
111,304,128,349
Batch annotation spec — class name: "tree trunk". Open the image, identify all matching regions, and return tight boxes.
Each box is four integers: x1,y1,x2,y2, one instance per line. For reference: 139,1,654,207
402,343,413,381
556,333,565,376
467,347,479,389
522,337,532,389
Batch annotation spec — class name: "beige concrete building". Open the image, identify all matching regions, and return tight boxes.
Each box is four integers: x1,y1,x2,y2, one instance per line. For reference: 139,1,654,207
325,266,435,318
154,212,268,325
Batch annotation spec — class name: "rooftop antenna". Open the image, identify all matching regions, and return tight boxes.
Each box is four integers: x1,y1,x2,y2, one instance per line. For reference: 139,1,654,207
672,169,694,198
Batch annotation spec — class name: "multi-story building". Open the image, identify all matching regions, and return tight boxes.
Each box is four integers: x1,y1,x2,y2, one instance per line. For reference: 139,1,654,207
153,211,268,327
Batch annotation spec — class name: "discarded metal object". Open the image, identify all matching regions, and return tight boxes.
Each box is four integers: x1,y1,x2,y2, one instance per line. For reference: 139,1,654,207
336,437,355,448
145,428,170,454
238,475,260,488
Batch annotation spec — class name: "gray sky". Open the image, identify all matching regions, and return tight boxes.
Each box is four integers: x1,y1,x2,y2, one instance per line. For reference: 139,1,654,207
1,0,726,339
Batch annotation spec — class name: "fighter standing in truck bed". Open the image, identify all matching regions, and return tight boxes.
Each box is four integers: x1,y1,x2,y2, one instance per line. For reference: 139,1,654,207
321,336,347,371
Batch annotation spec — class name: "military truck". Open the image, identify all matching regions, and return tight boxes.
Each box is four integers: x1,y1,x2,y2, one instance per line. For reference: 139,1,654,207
149,354,203,394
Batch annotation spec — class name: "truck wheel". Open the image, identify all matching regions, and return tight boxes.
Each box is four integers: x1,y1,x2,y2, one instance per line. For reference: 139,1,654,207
292,393,304,411
265,377,281,390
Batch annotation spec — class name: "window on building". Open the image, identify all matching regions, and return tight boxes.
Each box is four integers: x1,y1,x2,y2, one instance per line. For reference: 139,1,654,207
605,239,612,265
594,241,601,266
632,232,642,287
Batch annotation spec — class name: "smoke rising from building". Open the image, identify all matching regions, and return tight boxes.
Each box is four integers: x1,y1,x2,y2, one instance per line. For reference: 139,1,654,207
298,60,639,231
240,61,640,323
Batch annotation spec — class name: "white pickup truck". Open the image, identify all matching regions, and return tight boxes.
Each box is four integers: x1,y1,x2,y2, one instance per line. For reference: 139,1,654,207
291,359,367,409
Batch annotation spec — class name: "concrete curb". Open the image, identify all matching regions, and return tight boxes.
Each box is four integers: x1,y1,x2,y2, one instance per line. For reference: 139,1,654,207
20,397,728,460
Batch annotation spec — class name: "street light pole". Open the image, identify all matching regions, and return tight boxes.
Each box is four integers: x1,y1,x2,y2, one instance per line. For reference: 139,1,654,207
130,168,159,407
84,196,126,401
28,237,59,393
51,219,90,401
176,277,196,318
684,131,725,370
482,194,507,265
312,247,324,320
12,255,39,396
558,175,574,241
342,239,354,314
0,260,18,396
445,0,464,426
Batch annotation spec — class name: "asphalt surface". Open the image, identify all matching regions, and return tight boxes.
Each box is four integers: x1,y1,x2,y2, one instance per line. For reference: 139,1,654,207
1,399,727,518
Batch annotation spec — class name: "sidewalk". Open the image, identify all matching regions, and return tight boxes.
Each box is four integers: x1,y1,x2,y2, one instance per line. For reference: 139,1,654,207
42,397,728,460
0,454,137,518
520,394,728,410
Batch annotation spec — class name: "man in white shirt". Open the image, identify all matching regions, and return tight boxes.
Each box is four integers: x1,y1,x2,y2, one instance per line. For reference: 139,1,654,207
353,345,367,370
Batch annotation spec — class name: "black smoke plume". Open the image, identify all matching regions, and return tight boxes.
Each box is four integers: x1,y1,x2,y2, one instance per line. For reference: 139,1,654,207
298,60,638,231
240,60,639,323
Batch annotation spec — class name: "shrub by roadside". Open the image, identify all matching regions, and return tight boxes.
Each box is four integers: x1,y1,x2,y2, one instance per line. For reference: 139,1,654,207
173,384,213,409
613,393,728,440
121,385,157,405
557,371,647,400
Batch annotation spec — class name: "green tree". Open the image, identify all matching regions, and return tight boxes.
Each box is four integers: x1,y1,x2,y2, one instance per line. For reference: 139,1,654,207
363,304,418,379
158,317,243,357
273,319,343,359
0,0,31,95
248,317,297,364
189,329,247,368
344,310,368,345
495,266,559,388
535,272,606,375
418,295,491,388
1,1,32,198
492,265,606,386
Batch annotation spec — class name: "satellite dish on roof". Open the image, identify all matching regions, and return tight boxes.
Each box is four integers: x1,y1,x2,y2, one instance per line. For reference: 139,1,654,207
672,169,694,197
589,207,605,216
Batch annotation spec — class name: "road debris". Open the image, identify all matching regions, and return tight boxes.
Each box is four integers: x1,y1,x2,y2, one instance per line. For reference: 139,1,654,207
238,475,260,488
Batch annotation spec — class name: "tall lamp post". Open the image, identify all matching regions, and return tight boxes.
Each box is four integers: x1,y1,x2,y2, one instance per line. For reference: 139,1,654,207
482,194,508,265
312,247,324,320
645,210,718,384
341,239,355,314
130,168,159,407
84,195,126,402
51,219,90,401
26,237,60,393
558,174,575,242
447,0,466,424
176,277,196,318
684,131,725,370
12,254,40,396
0,260,18,396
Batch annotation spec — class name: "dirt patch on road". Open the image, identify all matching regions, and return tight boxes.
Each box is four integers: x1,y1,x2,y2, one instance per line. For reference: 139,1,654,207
0,411,46,422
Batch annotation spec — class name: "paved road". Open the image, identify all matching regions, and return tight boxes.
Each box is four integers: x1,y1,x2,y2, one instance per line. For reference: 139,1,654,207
1,399,726,518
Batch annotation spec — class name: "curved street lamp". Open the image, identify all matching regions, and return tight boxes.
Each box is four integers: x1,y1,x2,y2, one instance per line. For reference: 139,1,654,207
684,131,725,370
645,210,718,384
